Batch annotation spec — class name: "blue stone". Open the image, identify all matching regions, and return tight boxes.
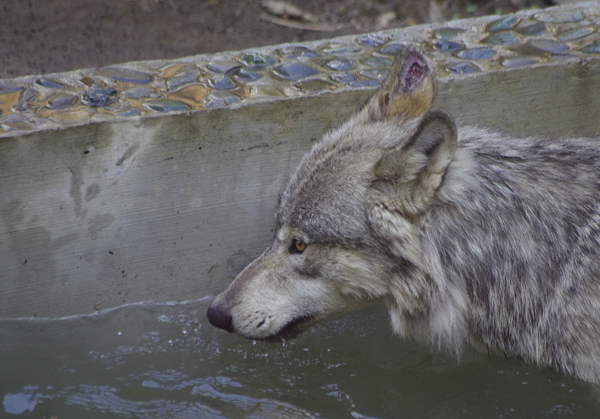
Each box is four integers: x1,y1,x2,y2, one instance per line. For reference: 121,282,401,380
361,57,393,67
379,43,403,55
81,88,118,107
166,65,200,90
517,23,547,36
12,87,38,111
204,91,241,108
206,62,242,75
46,93,78,109
445,62,480,74
327,59,356,71
535,10,586,23
357,34,387,47
486,16,520,33
580,40,600,54
272,63,319,80
239,53,276,68
144,99,190,112
331,72,356,83
233,68,261,82
322,43,361,55
122,86,153,99
99,67,153,84
349,80,380,88
456,48,496,60
434,28,465,40
210,76,236,90
558,27,595,42
433,40,464,52
528,40,570,55
35,79,66,89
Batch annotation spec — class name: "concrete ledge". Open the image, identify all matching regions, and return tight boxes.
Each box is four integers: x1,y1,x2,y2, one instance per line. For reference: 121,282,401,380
1,2,600,318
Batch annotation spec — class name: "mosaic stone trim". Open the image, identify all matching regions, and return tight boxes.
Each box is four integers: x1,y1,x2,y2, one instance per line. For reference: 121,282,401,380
0,3,598,138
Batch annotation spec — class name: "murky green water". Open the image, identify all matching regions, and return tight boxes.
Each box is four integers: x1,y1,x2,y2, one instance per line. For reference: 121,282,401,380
1,299,598,418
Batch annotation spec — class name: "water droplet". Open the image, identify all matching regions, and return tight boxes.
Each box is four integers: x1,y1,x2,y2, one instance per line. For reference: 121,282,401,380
327,59,356,71
209,75,236,90
456,47,496,60
293,79,336,93
434,28,465,39
272,63,319,80
117,331,123,336
348,79,380,88
321,43,361,55
357,34,387,47
361,57,393,67
517,22,547,36
481,32,519,45
144,99,190,112
166,65,200,90
81,88,118,107
379,43,403,55
527,39,570,55
501,55,541,68
99,67,153,84
360,68,389,81
486,16,520,33
580,39,600,54
46,93,78,109
35,78,66,89
238,52,277,68
535,10,586,23
445,62,480,74
558,27,595,42
331,72,356,83
433,40,464,52
276,46,318,58
204,91,241,108
233,68,261,82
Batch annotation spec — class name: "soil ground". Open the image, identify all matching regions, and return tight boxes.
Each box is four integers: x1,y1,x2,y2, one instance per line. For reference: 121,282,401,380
0,0,559,80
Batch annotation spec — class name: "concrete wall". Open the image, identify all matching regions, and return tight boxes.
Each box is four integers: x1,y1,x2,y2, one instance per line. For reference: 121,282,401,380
1,3,600,318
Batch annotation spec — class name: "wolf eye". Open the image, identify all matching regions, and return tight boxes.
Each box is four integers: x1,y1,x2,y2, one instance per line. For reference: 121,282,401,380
291,239,306,253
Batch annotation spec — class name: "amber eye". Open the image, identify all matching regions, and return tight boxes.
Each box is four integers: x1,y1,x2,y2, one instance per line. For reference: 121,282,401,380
293,239,306,253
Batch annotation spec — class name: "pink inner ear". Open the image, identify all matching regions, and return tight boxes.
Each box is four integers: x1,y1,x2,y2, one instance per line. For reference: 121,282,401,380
404,61,425,90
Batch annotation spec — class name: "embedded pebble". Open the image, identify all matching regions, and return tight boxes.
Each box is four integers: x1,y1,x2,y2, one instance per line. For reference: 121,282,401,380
535,10,586,23
434,28,465,39
247,86,285,98
361,57,393,67
12,87,39,112
35,79,66,89
206,62,242,76
580,39,600,54
210,76,236,90
99,67,153,84
122,86,153,99
327,59,356,71
348,80,380,88
445,62,480,74
517,22,547,36
166,65,200,90
81,88,118,107
277,46,318,58
233,68,261,82
557,27,595,42
272,63,319,80
456,48,496,60
433,40,464,52
322,43,362,55
238,53,276,68
331,72,356,83
527,39,570,55
357,34,387,47
379,43,403,55
204,91,241,108
47,93,78,109
486,16,520,32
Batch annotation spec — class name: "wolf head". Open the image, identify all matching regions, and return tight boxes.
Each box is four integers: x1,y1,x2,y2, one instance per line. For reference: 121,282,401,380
207,47,463,343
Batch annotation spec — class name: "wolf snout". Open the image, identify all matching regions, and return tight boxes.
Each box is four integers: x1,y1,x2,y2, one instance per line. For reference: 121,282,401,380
207,304,233,333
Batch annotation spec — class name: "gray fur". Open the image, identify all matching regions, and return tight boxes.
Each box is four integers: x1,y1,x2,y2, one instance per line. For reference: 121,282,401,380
207,47,600,383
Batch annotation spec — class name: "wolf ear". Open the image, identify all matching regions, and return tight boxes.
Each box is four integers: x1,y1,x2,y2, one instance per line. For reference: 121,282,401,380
368,108,457,217
360,46,437,123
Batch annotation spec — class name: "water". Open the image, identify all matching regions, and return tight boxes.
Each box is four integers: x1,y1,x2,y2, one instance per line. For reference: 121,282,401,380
1,300,599,418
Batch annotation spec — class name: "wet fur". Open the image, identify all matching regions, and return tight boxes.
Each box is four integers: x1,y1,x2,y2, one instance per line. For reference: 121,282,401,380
207,47,600,383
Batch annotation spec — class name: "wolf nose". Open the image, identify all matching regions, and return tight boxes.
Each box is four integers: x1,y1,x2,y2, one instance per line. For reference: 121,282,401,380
207,304,233,332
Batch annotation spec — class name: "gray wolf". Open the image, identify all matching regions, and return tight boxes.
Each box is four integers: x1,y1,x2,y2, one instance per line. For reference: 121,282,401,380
207,46,600,383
